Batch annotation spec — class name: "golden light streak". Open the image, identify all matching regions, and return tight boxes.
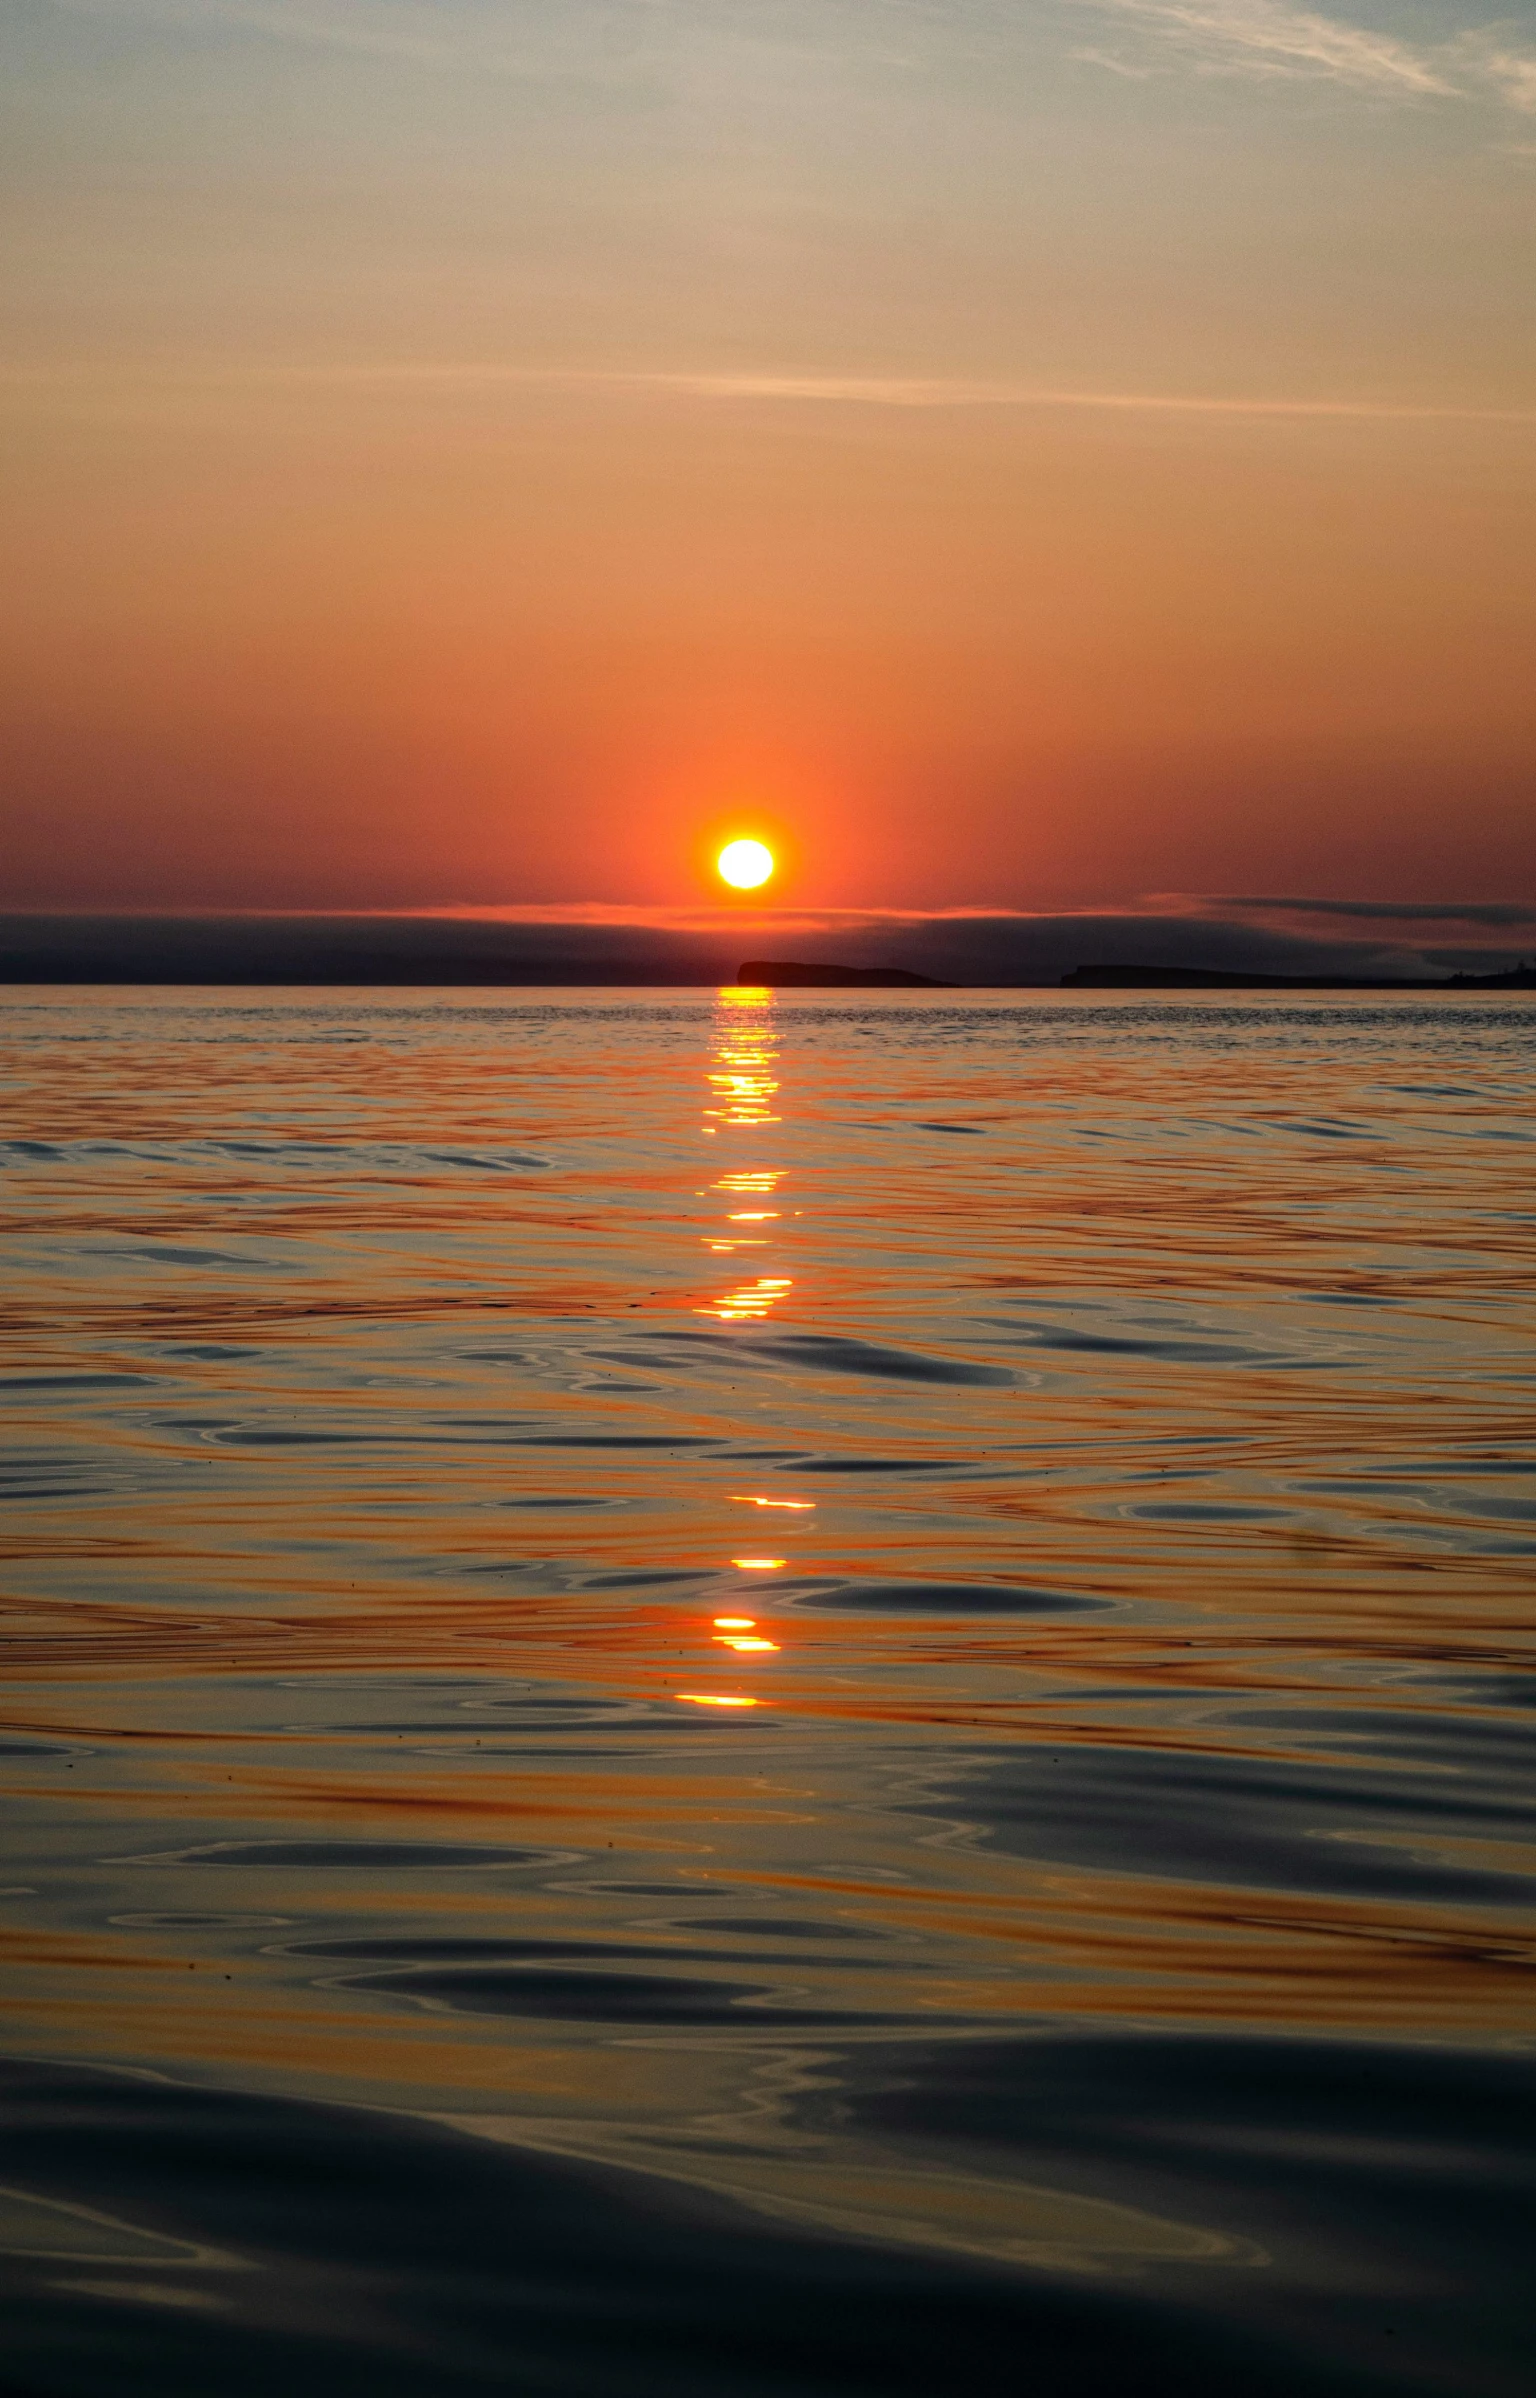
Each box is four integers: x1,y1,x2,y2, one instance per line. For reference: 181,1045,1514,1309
700,1275,792,1321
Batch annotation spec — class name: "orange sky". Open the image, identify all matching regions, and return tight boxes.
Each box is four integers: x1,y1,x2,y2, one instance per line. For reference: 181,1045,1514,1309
2,0,1533,913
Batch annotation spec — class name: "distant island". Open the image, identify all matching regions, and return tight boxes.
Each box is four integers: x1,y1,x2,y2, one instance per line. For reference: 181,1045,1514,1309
1061,963,1536,992
736,960,952,988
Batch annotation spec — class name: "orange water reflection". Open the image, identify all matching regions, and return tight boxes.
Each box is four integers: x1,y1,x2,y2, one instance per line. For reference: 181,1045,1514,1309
2,986,1534,2305
705,1275,791,1319
702,988,781,1131
698,997,807,1670
697,987,793,1324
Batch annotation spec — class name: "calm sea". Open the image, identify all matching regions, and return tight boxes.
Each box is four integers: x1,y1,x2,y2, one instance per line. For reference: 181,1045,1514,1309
2,988,1533,2397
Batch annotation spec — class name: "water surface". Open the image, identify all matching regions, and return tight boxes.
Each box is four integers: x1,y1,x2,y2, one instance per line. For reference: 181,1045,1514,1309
2,989,1532,2394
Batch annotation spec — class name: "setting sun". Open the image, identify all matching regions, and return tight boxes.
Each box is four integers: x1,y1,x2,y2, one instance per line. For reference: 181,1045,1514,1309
717,839,775,890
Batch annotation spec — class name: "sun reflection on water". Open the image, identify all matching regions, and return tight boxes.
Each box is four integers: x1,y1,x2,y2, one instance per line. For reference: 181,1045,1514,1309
698,988,794,1326
693,988,810,1631
706,1275,791,1318
702,988,781,1132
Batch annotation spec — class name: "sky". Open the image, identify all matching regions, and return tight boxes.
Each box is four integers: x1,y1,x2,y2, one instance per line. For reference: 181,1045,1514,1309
2,0,1533,945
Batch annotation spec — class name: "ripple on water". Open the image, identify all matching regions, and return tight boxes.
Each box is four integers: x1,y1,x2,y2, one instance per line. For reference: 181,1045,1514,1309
1,989,1533,2398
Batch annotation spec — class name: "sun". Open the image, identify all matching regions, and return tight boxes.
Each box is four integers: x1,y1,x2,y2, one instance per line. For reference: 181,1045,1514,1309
717,838,775,890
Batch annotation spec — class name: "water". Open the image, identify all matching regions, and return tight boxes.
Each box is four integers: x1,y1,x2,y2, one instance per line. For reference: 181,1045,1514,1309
1,987,1532,2397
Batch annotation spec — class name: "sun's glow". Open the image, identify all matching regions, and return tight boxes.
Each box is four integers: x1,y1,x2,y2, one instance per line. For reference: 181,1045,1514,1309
677,1693,757,1708
717,838,775,889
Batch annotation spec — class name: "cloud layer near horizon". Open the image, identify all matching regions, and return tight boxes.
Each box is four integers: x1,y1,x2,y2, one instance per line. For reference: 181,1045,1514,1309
4,898,1530,985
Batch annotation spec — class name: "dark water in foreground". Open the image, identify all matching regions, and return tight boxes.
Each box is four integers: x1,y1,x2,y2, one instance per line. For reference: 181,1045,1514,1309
1,989,1532,2396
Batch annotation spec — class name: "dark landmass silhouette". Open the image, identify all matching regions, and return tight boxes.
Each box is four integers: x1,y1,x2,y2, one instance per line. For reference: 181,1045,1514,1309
1062,963,1536,991
736,960,952,988
0,916,737,986
0,918,954,988
2,916,1532,990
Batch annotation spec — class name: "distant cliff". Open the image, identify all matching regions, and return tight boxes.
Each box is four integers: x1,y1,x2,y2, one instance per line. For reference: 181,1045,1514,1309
736,960,951,989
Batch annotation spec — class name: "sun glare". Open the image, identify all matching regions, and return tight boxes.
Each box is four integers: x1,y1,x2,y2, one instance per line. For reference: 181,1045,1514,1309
717,839,775,890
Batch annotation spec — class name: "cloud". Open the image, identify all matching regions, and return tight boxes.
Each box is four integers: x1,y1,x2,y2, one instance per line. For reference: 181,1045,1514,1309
623,373,1536,422
1190,896,1536,926
4,902,1529,986
1077,0,1536,115
45,0,449,64
1456,30,1536,111
1076,0,1452,94
1069,43,1158,77
11,360,1531,426
50,0,1536,122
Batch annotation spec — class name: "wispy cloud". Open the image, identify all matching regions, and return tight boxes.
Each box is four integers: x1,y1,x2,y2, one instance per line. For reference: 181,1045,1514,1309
1172,895,1536,926
1456,29,1536,111
632,372,1536,422
51,0,1536,117
1069,42,1158,77
10,360,1528,424
1077,0,1536,113
421,896,1536,938
1081,0,1453,94
46,0,449,63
